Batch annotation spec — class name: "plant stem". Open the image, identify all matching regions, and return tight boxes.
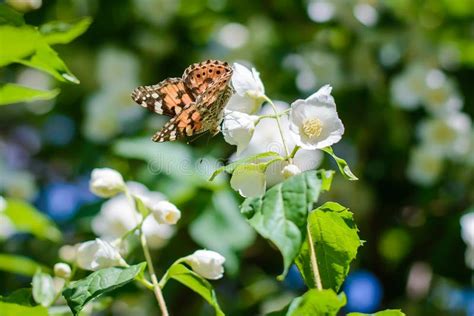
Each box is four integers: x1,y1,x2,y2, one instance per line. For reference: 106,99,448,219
124,188,169,316
139,229,169,316
263,95,291,159
306,223,323,290
288,145,300,159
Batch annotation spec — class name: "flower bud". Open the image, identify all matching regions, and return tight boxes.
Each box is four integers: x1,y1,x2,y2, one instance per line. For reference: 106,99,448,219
151,201,181,225
186,250,225,280
58,244,79,263
54,262,72,279
89,168,125,198
76,239,126,271
281,164,302,179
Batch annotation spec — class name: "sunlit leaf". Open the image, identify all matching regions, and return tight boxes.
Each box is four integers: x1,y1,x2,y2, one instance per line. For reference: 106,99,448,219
241,170,333,279
348,310,406,316
161,263,224,316
62,263,146,316
0,254,50,277
40,17,92,45
0,83,59,105
18,42,79,84
3,198,62,242
32,270,55,307
209,151,282,181
189,189,255,275
296,202,361,291
268,289,346,316
322,147,358,181
0,302,47,316
0,25,41,66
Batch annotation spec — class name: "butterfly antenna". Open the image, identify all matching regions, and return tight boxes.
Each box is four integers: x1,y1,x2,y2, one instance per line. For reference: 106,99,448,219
188,132,208,144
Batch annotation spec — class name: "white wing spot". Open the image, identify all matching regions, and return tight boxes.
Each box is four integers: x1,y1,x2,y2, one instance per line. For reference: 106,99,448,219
152,93,159,99
154,101,163,114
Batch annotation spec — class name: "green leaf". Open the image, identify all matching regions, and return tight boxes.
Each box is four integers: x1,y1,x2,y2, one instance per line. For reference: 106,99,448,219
269,289,346,316
296,202,361,292
0,4,24,26
348,309,406,316
0,288,34,306
0,25,42,66
39,17,92,45
0,302,47,316
0,254,50,277
3,198,62,242
0,83,59,105
189,190,255,275
62,263,146,316
241,170,333,279
161,263,224,316
322,147,358,181
18,42,79,84
209,151,282,181
32,270,56,307
132,194,150,217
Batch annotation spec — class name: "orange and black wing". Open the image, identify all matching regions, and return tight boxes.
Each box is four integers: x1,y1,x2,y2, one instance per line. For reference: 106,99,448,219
131,78,195,117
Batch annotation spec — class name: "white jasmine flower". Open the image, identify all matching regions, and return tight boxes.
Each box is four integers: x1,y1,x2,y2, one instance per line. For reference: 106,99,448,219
59,244,79,263
235,101,322,187
89,168,126,198
142,216,175,249
417,113,472,159
54,263,72,279
0,214,15,240
390,64,428,110
222,110,259,155
226,62,265,114
0,195,6,212
422,76,463,116
76,239,126,271
406,145,443,186
151,201,181,225
186,250,225,280
230,164,266,198
281,164,301,179
92,182,174,249
465,247,474,270
460,212,474,248
289,85,344,150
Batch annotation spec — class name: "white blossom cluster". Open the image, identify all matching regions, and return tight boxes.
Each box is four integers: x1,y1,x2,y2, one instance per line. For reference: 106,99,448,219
57,168,226,281
391,63,473,186
221,62,345,197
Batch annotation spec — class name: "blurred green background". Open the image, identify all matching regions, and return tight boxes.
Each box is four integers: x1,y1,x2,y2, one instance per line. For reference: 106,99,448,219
1,0,473,315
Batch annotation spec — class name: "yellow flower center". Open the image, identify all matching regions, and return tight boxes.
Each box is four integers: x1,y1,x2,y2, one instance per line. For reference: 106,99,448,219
302,118,323,138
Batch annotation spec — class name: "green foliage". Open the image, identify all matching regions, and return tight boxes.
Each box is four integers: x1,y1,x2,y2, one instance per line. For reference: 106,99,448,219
32,270,55,307
322,147,358,181
296,202,361,292
3,198,61,242
270,289,346,316
0,302,47,316
241,170,333,279
161,263,224,316
0,254,49,277
0,83,59,105
348,310,406,316
189,189,255,275
62,263,146,315
0,288,34,306
0,14,90,106
0,4,24,26
39,18,92,45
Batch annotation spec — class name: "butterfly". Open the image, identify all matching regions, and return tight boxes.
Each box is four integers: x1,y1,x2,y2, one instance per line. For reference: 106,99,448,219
131,60,233,142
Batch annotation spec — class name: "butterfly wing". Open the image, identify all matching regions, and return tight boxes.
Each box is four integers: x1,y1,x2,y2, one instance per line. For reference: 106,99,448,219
151,103,203,142
183,60,232,97
131,78,195,117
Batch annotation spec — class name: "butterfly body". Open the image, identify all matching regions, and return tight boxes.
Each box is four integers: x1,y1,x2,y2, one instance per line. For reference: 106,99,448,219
131,60,233,142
